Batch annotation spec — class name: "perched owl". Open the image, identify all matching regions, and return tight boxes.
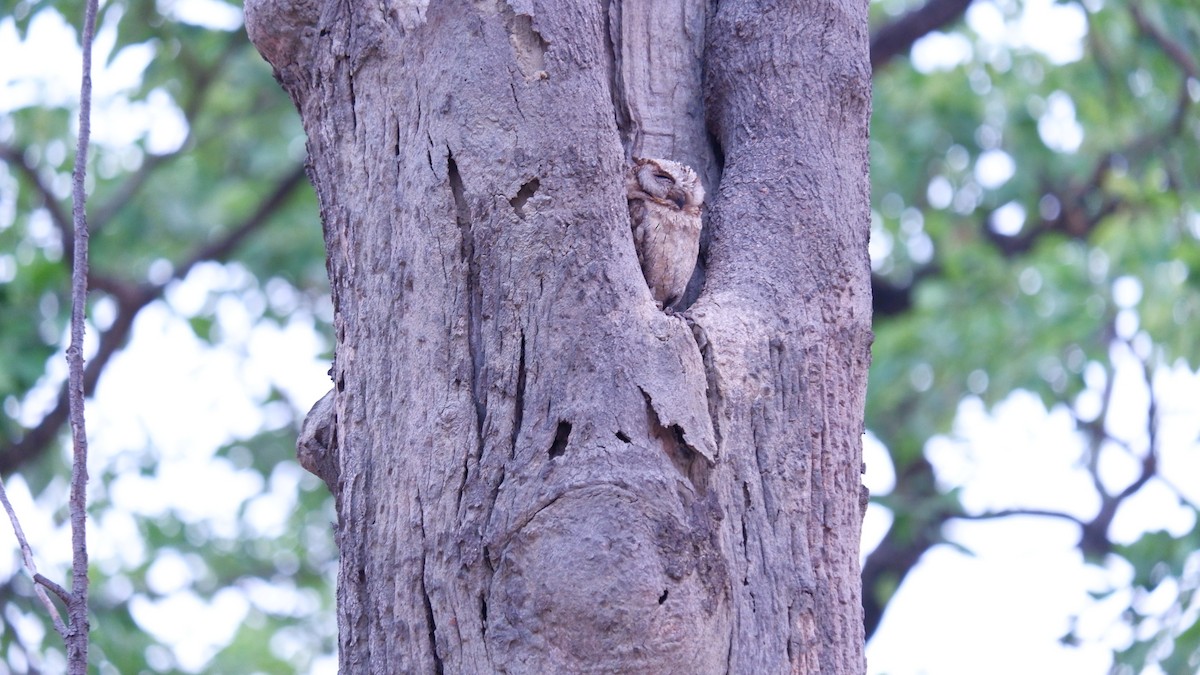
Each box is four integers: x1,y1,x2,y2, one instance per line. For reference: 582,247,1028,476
626,157,705,311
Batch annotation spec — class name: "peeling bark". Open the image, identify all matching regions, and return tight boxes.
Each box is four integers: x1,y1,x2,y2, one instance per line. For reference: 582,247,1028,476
248,0,870,672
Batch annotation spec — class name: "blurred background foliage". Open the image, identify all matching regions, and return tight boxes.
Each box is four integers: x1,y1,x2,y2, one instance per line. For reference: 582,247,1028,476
0,0,1197,672
1,0,335,671
867,0,1199,672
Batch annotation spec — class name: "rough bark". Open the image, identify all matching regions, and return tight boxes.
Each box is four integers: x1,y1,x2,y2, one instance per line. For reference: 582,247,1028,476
246,0,871,672
699,2,872,670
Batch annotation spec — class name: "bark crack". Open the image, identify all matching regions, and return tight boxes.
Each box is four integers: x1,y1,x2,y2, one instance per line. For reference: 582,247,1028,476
347,72,358,133
425,127,435,174
509,178,539,219
511,331,526,452
448,153,486,461
416,490,444,673
750,407,777,532
548,420,571,458
602,0,632,155
688,318,723,449
508,81,526,121
639,387,709,494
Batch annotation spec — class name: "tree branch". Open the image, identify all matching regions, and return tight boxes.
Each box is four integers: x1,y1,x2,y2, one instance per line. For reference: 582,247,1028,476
871,0,975,71
953,507,1086,525
175,164,308,278
862,454,949,639
1130,4,1198,80
0,142,73,254
0,164,308,475
1129,4,1197,146
66,0,101,662
0,479,69,636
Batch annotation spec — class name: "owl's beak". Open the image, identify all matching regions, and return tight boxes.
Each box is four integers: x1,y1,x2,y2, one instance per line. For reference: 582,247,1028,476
670,195,687,209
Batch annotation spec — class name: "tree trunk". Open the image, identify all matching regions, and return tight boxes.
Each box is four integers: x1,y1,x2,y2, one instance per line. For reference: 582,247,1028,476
246,0,871,672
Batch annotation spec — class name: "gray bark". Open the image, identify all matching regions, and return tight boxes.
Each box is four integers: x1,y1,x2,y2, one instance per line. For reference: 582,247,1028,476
247,0,871,672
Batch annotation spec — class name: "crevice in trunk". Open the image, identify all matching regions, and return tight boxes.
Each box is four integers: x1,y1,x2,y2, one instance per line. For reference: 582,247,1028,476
449,153,486,466
688,319,723,449
417,491,444,673
511,331,527,454
347,73,358,132
602,0,633,156
509,178,539,219
420,577,443,674
705,127,725,180
739,512,749,567
548,420,571,458
479,593,488,637
750,407,776,530
640,387,709,494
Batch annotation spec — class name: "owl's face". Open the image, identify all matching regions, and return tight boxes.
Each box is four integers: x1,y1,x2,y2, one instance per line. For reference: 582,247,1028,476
629,158,704,215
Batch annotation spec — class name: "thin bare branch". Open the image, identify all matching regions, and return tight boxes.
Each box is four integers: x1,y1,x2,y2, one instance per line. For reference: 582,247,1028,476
0,480,68,636
953,508,1086,526
1129,4,1198,156
1072,338,1163,557
1113,350,1158,502
66,0,100,666
33,573,70,604
1085,354,1118,498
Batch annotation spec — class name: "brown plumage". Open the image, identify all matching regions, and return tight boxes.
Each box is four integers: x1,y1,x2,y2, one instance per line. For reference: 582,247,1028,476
626,157,704,310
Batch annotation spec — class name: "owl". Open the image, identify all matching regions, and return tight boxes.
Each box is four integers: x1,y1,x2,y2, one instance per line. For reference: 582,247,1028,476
626,157,705,311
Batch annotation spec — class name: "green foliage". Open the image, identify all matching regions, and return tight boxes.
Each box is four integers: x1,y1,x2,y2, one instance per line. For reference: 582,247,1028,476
868,0,1200,669
0,0,332,671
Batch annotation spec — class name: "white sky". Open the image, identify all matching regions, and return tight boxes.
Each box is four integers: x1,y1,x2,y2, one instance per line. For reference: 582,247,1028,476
2,0,1197,673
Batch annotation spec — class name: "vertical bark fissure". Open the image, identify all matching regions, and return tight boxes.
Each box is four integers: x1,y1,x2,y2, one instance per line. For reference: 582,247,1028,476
602,0,632,155
691,323,725,449
346,71,358,133
749,405,775,531
425,128,436,174
507,82,523,121
417,496,445,674
511,330,526,451
479,593,488,636
547,421,571,458
448,153,486,459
